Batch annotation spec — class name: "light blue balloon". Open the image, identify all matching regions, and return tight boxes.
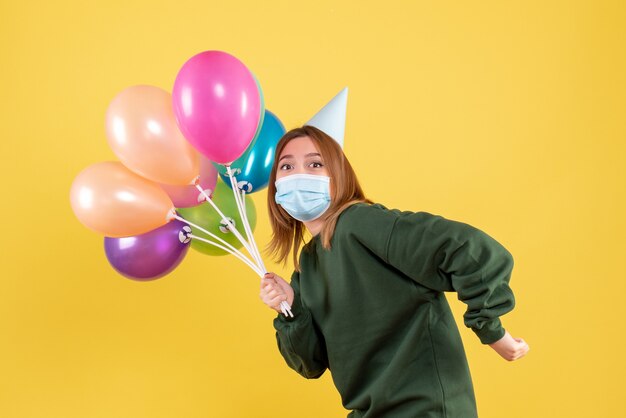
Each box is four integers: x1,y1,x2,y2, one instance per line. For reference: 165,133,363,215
216,110,285,193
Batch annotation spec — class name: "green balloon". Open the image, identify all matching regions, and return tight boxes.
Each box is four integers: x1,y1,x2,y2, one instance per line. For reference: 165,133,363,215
178,180,257,256
254,72,266,134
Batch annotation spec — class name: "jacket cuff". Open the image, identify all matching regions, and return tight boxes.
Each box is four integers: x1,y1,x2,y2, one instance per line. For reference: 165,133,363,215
275,295,305,324
472,319,506,345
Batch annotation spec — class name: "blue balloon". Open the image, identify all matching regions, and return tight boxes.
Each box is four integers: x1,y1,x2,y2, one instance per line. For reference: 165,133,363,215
216,110,285,193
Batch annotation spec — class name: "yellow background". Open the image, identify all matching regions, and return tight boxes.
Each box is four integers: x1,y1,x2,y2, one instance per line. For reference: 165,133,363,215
1,1,624,417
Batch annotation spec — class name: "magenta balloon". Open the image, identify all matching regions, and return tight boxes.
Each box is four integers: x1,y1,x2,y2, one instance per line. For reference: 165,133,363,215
159,156,218,208
172,51,262,164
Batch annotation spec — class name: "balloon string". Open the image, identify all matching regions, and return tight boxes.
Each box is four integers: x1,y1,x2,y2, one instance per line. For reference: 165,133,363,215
176,214,291,317
194,184,256,257
190,228,291,317
225,169,261,267
226,167,266,273
187,234,264,277
225,167,292,318
239,189,259,268
173,214,255,267
192,183,291,317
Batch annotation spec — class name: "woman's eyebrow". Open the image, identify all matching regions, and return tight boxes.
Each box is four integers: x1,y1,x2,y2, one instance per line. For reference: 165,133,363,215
278,152,321,162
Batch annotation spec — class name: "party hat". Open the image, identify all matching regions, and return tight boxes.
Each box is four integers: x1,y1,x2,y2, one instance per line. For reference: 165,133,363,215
305,87,348,148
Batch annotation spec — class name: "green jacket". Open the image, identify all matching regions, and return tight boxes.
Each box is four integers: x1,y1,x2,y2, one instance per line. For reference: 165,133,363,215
273,203,516,417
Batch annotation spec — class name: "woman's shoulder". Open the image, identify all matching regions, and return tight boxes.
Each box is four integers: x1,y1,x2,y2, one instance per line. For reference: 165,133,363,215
340,201,402,217
325,202,404,256
341,201,386,214
337,202,448,233
336,201,403,231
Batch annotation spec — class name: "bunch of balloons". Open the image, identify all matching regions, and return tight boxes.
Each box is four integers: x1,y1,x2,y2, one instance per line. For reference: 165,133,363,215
70,50,290,315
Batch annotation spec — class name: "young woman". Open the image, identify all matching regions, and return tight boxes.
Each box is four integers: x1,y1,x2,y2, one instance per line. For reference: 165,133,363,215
260,125,529,418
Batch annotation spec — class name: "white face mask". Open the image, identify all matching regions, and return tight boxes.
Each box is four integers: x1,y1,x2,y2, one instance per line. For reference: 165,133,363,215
274,174,332,222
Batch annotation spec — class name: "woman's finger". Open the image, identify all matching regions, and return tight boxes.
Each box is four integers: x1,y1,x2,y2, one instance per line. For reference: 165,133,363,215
269,294,286,308
260,278,276,289
262,294,277,306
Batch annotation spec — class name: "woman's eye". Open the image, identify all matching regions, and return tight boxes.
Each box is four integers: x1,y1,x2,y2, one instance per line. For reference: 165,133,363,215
279,163,293,170
310,162,324,168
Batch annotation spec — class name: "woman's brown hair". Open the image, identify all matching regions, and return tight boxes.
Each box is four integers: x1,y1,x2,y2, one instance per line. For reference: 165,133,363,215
265,125,372,271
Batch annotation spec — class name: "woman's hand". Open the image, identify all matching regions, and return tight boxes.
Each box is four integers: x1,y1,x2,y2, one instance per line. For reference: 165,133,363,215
489,330,530,361
260,272,295,313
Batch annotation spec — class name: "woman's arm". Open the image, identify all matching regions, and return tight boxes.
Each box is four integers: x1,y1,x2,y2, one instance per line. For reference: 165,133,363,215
387,211,530,360
346,204,529,360
260,271,329,378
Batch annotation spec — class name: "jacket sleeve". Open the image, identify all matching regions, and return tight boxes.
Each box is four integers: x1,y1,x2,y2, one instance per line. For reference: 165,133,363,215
273,270,329,379
350,204,516,345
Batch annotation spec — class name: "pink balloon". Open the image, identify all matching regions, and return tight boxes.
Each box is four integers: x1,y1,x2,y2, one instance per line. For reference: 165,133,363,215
172,51,262,164
159,156,218,208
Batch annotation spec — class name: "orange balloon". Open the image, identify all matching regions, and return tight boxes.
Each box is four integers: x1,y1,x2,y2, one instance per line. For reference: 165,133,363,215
70,161,175,237
105,85,199,185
